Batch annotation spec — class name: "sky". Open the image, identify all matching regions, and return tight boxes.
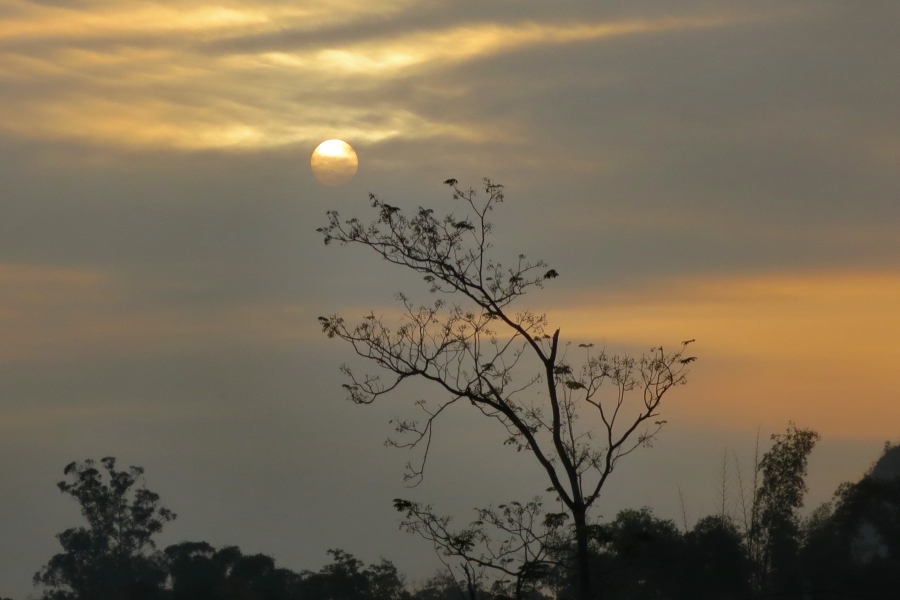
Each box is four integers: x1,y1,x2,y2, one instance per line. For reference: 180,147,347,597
1,0,899,596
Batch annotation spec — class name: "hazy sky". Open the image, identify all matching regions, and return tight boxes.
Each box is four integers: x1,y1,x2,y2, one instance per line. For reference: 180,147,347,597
1,1,899,597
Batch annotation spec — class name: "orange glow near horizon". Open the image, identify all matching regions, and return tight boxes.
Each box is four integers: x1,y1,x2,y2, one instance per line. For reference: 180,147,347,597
547,271,900,439
0,263,893,440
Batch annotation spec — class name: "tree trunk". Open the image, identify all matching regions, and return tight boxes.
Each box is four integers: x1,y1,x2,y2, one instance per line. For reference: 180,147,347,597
573,509,592,600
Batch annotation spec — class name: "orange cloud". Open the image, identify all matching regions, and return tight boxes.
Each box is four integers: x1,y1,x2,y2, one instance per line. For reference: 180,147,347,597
5,263,894,439
313,270,900,440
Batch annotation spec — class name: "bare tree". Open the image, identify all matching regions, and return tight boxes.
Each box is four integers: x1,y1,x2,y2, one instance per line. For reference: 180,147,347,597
676,485,692,533
734,430,762,587
717,448,731,520
318,179,695,600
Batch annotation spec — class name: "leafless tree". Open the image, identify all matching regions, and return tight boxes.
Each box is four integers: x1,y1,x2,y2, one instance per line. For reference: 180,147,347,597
718,448,731,520
676,485,692,533
734,430,762,589
318,179,695,600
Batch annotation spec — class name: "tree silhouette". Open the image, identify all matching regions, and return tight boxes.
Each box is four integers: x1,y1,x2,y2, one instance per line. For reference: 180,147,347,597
394,497,563,600
800,442,900,599
413,570,490,600
750,423,820,590
33,457,175,600
541,508,747,600
167,543,407,600
683,515,749,600
22,439,900,600
166,541,226,600
301,549,411,600
318,179,694,600
587,507,687,600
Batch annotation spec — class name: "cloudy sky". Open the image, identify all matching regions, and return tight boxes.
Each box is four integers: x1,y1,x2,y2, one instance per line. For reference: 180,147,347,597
1,0,899,596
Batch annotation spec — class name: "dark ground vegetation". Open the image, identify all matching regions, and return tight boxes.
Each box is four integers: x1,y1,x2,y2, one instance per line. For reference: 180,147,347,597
16,429,900,600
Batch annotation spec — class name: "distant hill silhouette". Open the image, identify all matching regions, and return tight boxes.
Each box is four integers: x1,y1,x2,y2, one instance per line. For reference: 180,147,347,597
870,443,900,480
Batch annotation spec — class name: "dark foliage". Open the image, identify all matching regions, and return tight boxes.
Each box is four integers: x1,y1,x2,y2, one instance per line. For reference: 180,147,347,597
301,549,411,600
591,508,688,600
167,543,410,600
683,516,750,600
799,443,900,599
19,433,900,600
33,457,175,600
549,509,749,600
167,541,305,600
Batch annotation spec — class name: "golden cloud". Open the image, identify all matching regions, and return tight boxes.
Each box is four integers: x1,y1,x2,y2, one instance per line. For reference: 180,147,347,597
0,0,418,39
284,17,733,77
0,0,746,150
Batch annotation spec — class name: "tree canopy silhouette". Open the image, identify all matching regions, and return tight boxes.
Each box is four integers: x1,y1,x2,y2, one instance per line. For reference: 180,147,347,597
799,441,900,599
33,457,175,600
748,423,820,589
21,441,900,600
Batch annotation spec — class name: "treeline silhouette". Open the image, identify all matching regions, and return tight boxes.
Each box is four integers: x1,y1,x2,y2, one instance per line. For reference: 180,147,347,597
15,431,900,600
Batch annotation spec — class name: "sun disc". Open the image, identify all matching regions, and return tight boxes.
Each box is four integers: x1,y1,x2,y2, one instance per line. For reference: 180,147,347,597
311,139,358,186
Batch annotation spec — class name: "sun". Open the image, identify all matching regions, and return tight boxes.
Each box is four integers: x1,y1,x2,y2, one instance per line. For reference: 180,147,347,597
310,140,358,186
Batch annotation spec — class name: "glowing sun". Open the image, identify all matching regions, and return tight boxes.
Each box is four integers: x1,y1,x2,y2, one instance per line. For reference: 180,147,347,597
310,140,358,186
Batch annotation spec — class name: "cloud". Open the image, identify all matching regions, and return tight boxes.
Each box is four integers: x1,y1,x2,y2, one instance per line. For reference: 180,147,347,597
304,267,900,438
244,16,735,77
0,262,313,363
0,4,898,598
542,271,900,437
546,270,900,354
11,257,899,439
0,0,748,149
321,268,900,439
0,0,419,40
